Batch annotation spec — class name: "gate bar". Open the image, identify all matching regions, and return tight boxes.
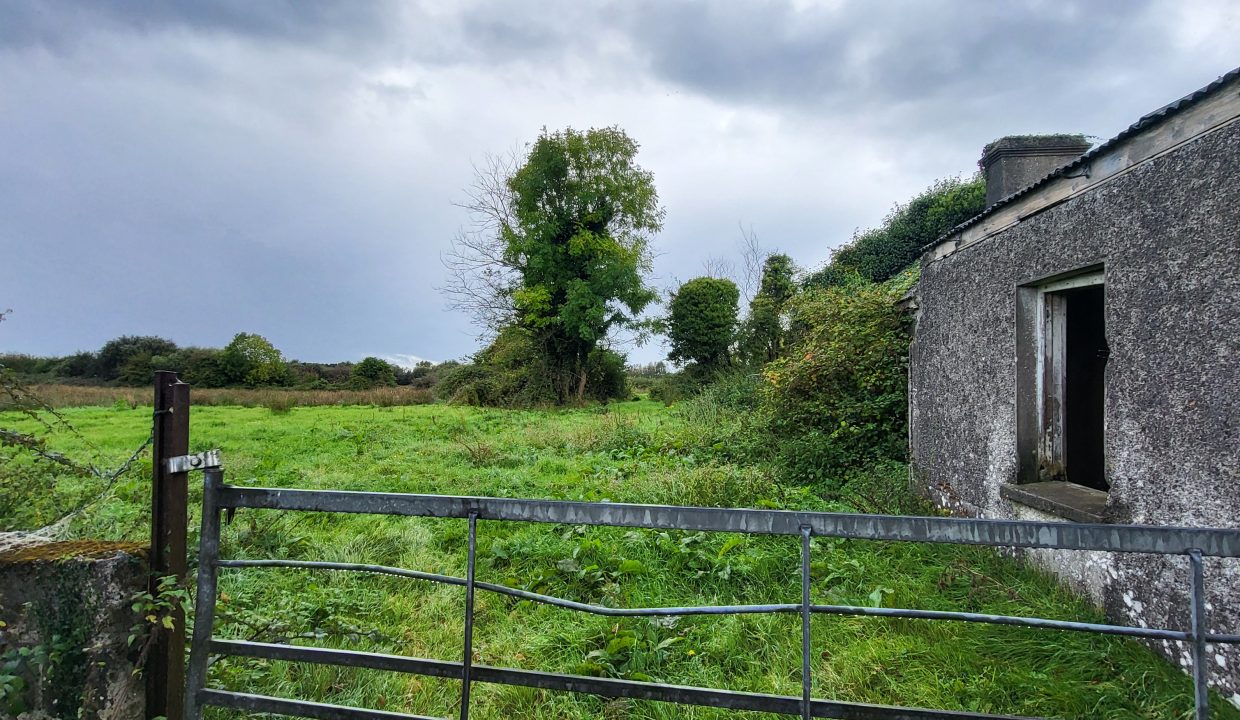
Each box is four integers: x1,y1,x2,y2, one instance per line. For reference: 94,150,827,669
459,512,478,720
191,480,1240,719
209,640,1034,720
211,558,1240,643
199,688,437,720
216,486,1240,556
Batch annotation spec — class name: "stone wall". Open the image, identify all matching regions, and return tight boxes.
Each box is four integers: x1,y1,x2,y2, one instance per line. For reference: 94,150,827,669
909,119,1240,701
0,535,147,720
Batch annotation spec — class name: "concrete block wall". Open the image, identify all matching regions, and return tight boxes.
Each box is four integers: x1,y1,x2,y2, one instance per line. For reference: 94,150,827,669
0,535,147,720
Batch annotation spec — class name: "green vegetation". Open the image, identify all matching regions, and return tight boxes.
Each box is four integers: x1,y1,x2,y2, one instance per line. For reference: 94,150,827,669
220,332,290,387
0,401,1229,719
738,253,798,366
805,176,985,288
444,126,663,405
96,335,178,383
435,327,555,407
1,143,1223,717
666,277,740,372
0,335,458,392
648,176,982,480
758,271,916,483
350,357,399,390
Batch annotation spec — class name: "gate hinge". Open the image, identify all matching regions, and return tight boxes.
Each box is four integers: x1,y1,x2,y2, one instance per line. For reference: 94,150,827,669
164,449,222,473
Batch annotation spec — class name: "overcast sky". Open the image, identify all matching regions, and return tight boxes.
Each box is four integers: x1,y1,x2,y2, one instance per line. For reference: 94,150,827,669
1,1,1236,366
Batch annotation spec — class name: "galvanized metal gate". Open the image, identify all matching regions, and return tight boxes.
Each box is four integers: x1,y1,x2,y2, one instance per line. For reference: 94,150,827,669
182,456,1240,720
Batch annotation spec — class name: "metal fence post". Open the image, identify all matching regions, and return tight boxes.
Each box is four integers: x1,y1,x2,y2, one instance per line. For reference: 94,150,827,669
460,512,480,720
1188,549,1209,720
800,526,813,720
148,371,189,720
185,467,224,720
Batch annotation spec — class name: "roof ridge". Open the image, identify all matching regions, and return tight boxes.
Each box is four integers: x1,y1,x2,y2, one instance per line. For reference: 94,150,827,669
920,66,1240,257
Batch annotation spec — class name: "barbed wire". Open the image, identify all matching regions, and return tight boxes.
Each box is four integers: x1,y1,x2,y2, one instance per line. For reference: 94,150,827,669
1,345,156,538
1,426,155,539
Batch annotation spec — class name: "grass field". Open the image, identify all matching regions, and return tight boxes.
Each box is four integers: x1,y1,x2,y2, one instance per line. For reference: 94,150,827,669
1,399,1233,719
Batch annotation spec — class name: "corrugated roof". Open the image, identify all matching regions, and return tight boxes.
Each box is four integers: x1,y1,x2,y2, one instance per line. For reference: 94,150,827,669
924,65,1240,252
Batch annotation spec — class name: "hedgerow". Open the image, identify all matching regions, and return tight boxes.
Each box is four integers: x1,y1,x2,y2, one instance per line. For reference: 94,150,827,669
757,271,916,484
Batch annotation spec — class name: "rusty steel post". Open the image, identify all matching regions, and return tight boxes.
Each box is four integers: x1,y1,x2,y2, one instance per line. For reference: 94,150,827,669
148,370,189,720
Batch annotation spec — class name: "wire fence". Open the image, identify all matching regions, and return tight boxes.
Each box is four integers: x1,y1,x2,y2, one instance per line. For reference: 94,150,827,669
0,359,154,538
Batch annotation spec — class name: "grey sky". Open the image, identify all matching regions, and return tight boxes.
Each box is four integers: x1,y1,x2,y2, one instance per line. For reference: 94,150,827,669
1,1,1236,366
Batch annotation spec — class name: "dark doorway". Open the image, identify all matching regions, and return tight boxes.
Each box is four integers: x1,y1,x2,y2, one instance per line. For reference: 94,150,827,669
1063,285,1108,491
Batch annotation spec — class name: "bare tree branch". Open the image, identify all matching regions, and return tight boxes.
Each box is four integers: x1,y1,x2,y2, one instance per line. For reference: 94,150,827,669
702,256,734,280
737,222,767,310
438,150,524,338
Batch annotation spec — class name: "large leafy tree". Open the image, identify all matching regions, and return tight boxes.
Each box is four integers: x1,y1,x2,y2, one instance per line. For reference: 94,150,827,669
739,253,797,365
667,277,739,371
220,332,288,386
445,127,664,403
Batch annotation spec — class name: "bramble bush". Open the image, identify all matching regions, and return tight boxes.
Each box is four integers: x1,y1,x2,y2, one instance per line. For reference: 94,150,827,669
757,271,915,484
436,326,630,407
435,327,551,406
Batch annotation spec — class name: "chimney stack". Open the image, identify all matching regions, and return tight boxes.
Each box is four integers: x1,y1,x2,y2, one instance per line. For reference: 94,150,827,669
980,135,1091,208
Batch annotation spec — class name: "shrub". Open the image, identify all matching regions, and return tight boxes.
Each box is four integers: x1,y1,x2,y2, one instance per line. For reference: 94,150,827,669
805,176,984,288
220,332,289,387
584,348,628,402
829,461,925,515
434,363,492,404
648,371,700,405
96,335,178,381
436,327,556,407
666,277,739,370
698,369,761,412
757,272,914,484
53,352,98,379
350,357,398,389
173,348,229,388
437,328,628,407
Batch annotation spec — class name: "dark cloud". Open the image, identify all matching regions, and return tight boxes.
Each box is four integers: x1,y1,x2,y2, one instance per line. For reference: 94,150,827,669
0,0,401,55
616,1,1165,112
0,0,1233,365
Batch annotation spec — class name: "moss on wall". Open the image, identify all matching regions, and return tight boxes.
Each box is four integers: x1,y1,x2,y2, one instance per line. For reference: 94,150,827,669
0,539,148,720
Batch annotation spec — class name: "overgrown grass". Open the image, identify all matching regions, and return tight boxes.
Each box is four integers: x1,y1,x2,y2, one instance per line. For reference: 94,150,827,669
0,401,1232,718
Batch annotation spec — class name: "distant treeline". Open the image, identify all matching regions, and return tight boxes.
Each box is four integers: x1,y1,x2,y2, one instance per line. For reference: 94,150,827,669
0,332,460,391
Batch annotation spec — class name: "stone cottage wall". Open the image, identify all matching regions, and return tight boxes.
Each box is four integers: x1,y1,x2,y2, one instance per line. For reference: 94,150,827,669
909,119,1240,700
